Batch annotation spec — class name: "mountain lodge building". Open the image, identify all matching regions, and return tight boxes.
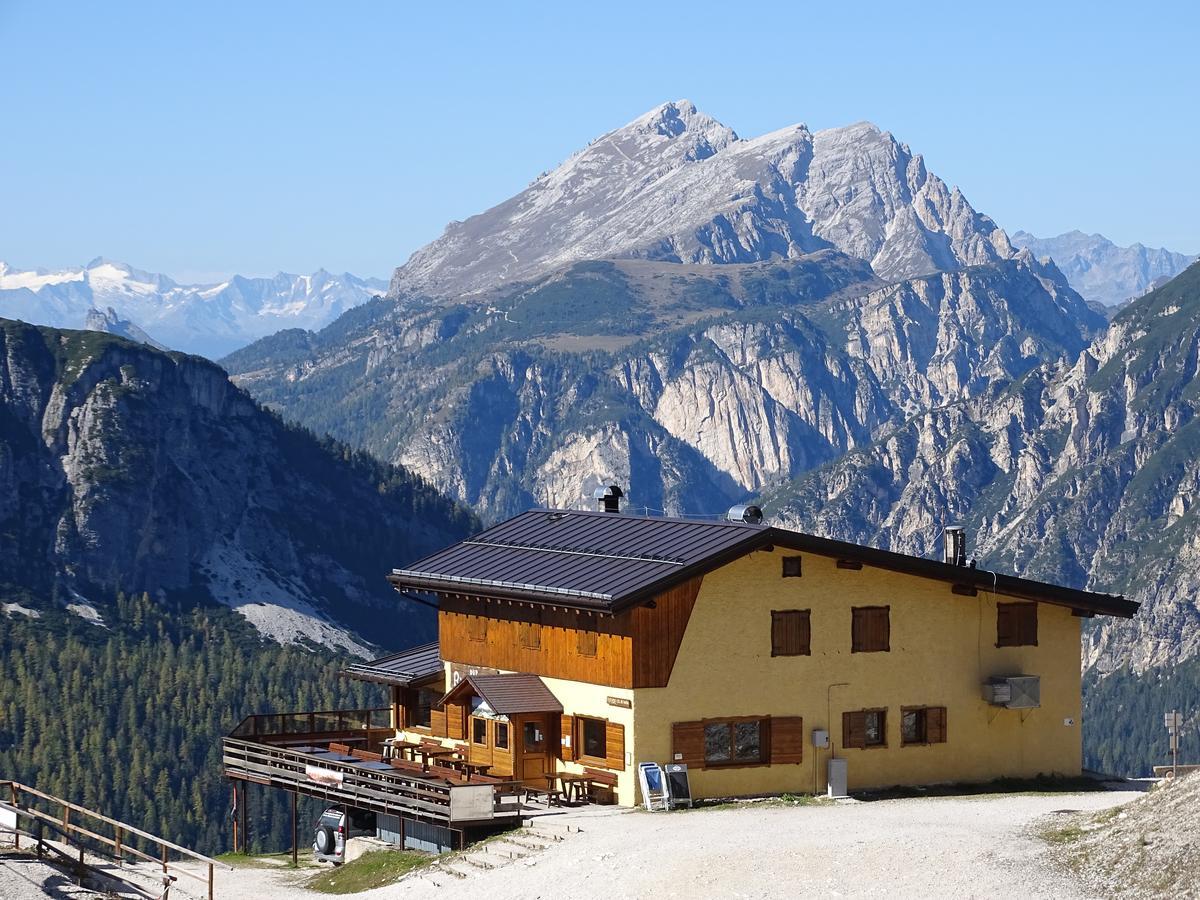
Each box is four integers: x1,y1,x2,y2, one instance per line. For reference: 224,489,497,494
222,498,1136,850
350,502,1137,806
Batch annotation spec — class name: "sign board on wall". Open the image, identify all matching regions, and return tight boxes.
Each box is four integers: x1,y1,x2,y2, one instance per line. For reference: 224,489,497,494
607,696,632,709
450,663,500,686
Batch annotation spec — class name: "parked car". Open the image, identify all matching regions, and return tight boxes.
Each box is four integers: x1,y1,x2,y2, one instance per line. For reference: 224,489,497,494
312,807,377,865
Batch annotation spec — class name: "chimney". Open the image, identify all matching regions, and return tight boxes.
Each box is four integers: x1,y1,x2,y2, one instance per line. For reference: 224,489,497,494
943,525,966,566
593,484,624,513
726,504,764,525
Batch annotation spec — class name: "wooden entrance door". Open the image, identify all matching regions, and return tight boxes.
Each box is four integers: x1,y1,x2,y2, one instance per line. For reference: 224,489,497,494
519,715,549,783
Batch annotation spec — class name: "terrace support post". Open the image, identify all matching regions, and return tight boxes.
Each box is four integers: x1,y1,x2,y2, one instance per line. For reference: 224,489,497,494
291,791,298,867
10,783,18,851
231,784,239,854
208,862,214,900
115,826,123,864
240,782,248,854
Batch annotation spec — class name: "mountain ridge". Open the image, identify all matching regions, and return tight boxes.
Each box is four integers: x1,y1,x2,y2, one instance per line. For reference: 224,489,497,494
0,258,388,359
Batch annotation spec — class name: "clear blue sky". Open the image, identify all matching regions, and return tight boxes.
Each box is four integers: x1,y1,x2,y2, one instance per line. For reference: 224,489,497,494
2,0,1197,281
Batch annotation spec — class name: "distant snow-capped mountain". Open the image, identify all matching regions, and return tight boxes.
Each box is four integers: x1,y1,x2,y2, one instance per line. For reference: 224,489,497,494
0,258,388,358
1011,230,1197,308
389,99,1015,298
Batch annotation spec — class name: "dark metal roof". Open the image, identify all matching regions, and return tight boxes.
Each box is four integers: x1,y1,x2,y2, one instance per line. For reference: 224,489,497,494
388,509,1138,619
343,642,443,687
440,673,563,715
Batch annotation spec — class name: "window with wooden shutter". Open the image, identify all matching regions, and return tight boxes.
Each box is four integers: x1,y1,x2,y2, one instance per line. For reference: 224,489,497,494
781,556,802,577
519,621,542,650
771,610,811,656
851,606,890,652
996,603,1037,647
769,716,804,764
605,721,626,771
578,716,607,763
467,615,487,642
560,714,575,761
843,709,886,748
577,629,598,658
901,706,947,745
671,720,706,768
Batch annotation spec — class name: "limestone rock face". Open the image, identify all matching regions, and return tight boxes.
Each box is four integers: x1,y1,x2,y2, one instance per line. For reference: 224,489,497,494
389,101,1013,297
0,319,473,651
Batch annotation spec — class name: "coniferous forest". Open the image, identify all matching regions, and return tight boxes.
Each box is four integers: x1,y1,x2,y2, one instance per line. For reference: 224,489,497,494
0,593,383,855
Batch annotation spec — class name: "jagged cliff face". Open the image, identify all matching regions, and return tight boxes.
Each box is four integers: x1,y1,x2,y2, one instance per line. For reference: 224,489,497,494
0,319,475,652
389,101,1014,297
229,251,1099,525
767,262,1200,672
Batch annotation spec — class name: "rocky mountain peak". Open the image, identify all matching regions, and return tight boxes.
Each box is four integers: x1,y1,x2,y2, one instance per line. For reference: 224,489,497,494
388,103,1014,298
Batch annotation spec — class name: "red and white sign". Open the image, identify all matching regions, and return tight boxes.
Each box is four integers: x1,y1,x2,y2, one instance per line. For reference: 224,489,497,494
305,766,344,787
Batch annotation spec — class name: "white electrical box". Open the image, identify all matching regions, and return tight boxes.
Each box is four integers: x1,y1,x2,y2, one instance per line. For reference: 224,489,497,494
812,728,829,748
827,758,848,798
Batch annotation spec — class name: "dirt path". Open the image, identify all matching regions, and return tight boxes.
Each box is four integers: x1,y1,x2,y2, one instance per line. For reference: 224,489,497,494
116,789,1144,899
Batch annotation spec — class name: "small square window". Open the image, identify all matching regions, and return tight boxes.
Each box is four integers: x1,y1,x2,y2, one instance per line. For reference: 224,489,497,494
495,722,509,750
471,717,487,745
782,556,803,578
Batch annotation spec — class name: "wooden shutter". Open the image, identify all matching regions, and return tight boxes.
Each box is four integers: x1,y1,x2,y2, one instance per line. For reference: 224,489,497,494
560,714,576,761
577,629,598,657
1019,604,1038,646
842,711,866,749
771,610,811,656
997,604,1017,646
430,705,447,738
519,621,542,650
852,607,889,652
927,707,947,744
605,721,626,771
769,716,804,764
671,721,705,768
998,603,1037,646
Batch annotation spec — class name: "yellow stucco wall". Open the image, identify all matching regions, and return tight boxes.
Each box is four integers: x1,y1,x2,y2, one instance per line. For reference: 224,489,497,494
631,549,1083,799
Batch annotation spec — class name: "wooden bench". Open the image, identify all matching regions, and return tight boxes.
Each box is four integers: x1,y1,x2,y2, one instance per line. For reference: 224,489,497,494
523,784,563,806
582,768,618,804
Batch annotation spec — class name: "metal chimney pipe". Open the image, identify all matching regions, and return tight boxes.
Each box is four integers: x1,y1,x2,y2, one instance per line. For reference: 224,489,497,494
593,484,624,513
943,525,966,566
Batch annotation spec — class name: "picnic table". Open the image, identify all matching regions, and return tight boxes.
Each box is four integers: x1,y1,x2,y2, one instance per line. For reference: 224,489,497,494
415,745,462,772
381,738,419,761
544,772,593,804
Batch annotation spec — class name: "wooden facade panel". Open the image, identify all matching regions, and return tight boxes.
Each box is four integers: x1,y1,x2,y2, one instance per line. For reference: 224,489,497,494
439,596,634,688
429,705,447,738
629,576,703,688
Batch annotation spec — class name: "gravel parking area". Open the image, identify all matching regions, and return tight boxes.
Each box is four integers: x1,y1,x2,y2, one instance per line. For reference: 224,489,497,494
139,787,1142,900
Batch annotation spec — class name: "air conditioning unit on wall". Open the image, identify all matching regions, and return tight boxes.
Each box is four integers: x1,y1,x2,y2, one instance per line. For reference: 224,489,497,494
982,676,1040,709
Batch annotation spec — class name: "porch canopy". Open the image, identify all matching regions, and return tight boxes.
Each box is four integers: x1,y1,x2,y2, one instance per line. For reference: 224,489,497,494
344,641,444,687
439,673,564,715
